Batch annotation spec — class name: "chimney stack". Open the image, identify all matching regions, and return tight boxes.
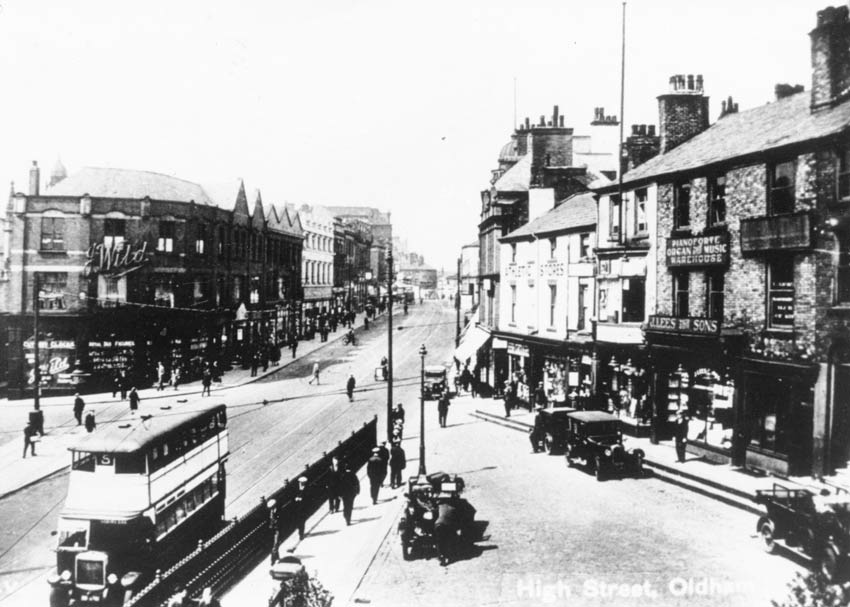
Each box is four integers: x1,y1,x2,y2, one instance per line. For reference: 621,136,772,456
623,123,661,173
719,95,740,118
29,161,40,196
775,83,805,101
657,73,710,153
810,5,850,111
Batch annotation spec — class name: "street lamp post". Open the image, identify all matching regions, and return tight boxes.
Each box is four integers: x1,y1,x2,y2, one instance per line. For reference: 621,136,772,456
386,245,394,442
418,343,427,476
455,257,462,347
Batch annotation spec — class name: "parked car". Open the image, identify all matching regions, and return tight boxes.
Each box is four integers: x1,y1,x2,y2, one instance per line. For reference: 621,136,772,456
529,407,576,454
422,365,448,400
563,411,645,480
754,483,850,581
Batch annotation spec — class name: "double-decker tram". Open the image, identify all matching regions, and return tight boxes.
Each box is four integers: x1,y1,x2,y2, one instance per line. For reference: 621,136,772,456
48,403,229,606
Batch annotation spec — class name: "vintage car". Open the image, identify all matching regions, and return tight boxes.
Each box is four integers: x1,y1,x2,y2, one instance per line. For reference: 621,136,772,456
398,472,475,563
563,411,645,480
755,483,850,580
529,407,576,454
422,365,448,400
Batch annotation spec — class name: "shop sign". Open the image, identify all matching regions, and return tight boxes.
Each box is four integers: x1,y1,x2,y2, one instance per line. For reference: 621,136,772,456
647,315,722,336
507,342,530,357
84,241,151,277
666,233,729,267
24,339,76,387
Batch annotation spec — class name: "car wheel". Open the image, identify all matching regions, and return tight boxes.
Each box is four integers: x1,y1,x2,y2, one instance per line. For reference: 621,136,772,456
634,454,644,477
759,519,776,554
819,545,839,581
544,434,554,454
594,456,604,481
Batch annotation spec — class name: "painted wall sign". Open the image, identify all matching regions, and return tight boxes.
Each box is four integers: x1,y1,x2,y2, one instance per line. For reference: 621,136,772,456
84,241,150,277
647,314,722,336
665,233,730,267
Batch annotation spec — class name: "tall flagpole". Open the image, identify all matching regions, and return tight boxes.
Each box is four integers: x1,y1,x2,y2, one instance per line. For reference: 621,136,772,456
617,1,626,245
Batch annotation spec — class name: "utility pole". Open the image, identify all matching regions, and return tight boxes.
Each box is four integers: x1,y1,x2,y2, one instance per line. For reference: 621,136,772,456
33,273,40,410
386,244,394,442
455,256,462,347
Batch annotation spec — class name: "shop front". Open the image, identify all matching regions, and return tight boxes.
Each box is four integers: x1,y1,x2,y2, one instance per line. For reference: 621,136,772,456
737,357,818,477
646,315,742,462
539,345,593,408
594,345,651,437
505,340,532,406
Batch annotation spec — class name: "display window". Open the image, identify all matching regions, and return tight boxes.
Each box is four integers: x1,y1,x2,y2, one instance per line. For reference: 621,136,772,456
667,364,734,450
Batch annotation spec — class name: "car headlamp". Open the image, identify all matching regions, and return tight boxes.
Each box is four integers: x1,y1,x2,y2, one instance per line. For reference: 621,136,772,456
604,448,612,457
423,511,433,520
107,573,118,585
61,569,72,582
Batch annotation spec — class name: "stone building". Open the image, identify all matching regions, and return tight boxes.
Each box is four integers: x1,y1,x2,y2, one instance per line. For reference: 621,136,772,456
2,164,303,396
294,203,337,321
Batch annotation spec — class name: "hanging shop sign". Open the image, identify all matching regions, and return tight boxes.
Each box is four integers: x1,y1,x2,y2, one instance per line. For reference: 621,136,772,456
647,314,722,336
665,233,729,267
84,241,151,277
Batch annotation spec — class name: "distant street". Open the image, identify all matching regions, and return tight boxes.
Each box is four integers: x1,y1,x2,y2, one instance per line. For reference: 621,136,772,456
0,300,459,606
352,400,804,607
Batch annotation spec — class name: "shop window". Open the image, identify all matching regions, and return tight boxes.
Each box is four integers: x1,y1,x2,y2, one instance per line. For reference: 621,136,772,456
103,218,125,249
157,222,175,253
838,230,850,304
838,148,850,201
767,259,794,329
621,277,645,322
769,159,796,215
748,376,795,454
549,284,557,327
510,285,517,323
708,174,727,226
706,271,725,320
40,216,65,251
635,189,648,234
679,369,735,449
674,183,691,230
673,272,689,317
37,272,67,309
580,233,591,259
610,195,622,239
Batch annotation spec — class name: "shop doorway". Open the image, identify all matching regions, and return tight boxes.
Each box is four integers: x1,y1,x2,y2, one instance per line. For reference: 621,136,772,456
830,345,850,470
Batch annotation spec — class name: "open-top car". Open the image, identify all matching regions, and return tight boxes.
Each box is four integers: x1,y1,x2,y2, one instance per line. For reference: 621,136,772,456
529,406,576,454
563,411,645,480
423,366,448,399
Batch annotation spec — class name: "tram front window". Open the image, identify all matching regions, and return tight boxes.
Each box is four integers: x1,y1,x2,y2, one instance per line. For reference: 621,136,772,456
57,519,89,549
76,558,105,586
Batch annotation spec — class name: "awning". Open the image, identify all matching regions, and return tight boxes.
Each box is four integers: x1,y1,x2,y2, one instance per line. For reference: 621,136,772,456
453,326,491,364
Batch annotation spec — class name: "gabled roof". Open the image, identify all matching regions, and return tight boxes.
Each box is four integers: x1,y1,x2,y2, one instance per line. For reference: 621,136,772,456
501,192,596,241
493,153,531,193
202,179,245,211
611,91,850,189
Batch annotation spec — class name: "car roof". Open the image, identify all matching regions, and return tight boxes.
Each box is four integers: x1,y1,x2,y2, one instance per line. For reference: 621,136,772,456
425,365,446,373
567,410,620,423
539,407,576,416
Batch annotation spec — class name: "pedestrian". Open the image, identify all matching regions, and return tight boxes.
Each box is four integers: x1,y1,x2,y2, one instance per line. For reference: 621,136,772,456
84,409,97,433
346,374,356,401
470,370,479,398
460,365,472,394
325,456,341,514
290,338,298,359
173,366,182,390
129,387,140,413
73,393,85,425
392,403,405,425
119,370,128,400
112,371,121,399
503,382,513,418
29,403,45,437
22,422,37,458
438,393,450,428
533,382,548,408
250,353,259,377
294,476,308,540
390,441,406,489
309,362,320,385
377,441,390,473
157,361,166,391
366,447,386,504
202,368,212,397
675,410,689,463
364,316,369,330
338,461,360,525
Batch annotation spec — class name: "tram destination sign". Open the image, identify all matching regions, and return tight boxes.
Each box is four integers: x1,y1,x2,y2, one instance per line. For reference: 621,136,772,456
666,233,729,267
647,315,722,336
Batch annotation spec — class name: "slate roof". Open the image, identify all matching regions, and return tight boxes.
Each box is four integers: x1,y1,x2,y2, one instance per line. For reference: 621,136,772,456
606,91,850,190
493,153,531,193
501,191,596,241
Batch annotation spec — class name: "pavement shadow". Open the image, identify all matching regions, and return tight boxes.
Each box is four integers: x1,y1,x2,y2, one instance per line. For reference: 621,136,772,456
351,516,381,526
447,520,495,565
304,529,339,538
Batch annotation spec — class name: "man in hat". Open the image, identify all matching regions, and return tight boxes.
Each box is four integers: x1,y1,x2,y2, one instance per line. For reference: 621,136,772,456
389,441,406,489
294,477,308,540
437,393,450,428
366,447,386,504
346,374,356,401
377,441,390,470
338,461,360,525
73,393,85,426
674,410,689,463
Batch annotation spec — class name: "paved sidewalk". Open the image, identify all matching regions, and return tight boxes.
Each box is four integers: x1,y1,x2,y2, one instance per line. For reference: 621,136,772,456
220,467,407,607
0,313,377,500
467,396,845,513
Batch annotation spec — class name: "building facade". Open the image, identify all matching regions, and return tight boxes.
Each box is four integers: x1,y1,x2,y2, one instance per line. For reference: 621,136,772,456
459,241,479,311
2,164,303,396
296,203,337,320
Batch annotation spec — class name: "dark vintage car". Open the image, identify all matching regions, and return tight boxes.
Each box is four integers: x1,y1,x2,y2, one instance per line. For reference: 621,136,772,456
563,411,645,480
755,483,850,581
422,366,449,400
529,407,576,454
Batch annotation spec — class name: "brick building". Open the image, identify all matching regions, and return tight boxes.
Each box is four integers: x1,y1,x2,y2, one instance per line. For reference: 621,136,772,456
1,164,303,397
593,4,850,478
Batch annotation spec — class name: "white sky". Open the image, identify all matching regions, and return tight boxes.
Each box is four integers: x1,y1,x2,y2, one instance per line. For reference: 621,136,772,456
0,0,835,272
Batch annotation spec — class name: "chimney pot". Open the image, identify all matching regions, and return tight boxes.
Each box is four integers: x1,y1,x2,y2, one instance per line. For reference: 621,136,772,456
687,75,695,90
631,124,639,135
525,117,530,129
559,116,564,127
648,125,656,136
539,115,545,127
29,161,40,196
553,105,559,126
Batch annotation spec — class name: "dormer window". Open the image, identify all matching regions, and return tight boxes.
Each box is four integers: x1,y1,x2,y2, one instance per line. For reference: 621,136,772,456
769,159,796,215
